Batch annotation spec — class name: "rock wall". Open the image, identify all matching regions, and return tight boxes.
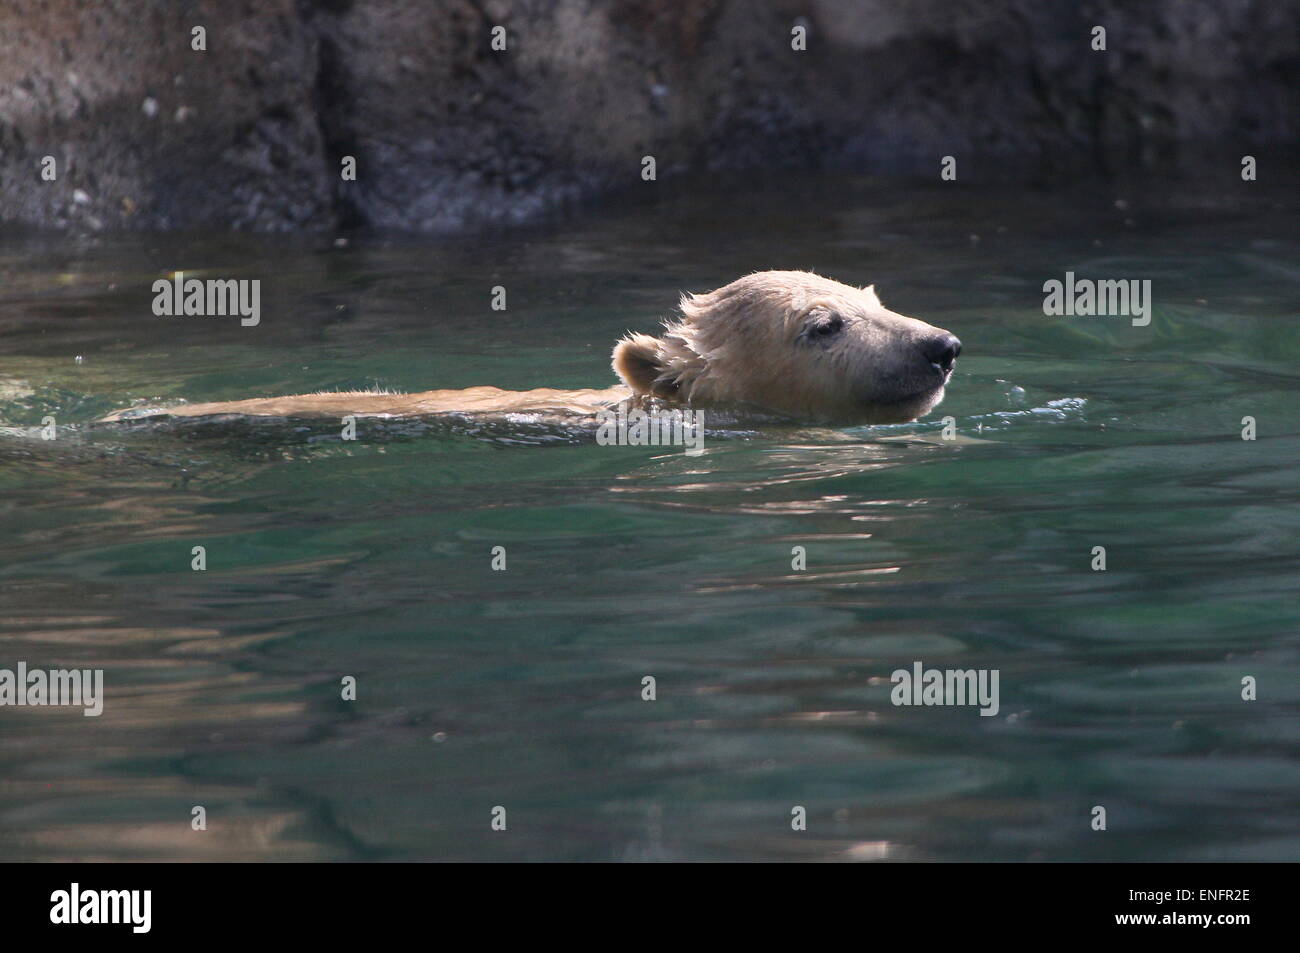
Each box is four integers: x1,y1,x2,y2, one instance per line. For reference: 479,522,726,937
1,0,1295,233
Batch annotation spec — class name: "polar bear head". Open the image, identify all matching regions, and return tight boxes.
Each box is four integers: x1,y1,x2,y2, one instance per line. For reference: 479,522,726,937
612,271,961,423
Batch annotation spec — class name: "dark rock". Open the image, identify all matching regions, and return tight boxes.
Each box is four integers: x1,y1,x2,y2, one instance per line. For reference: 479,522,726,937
0,0,1295,234
0,0,335,232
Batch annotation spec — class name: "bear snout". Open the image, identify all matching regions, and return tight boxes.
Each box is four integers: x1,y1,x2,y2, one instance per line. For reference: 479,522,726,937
921,333,962,376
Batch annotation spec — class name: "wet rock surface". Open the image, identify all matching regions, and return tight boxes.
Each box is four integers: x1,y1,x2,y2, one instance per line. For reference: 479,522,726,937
1,0,1295,234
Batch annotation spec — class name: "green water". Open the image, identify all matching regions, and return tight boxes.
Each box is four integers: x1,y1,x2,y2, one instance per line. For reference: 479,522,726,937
1,173,1297,861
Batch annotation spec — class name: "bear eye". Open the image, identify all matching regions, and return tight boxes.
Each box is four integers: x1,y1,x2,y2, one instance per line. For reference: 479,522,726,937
805,312,844,340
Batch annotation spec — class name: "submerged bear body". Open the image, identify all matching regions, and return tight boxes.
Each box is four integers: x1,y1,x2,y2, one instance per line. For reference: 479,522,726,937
101,271,960,426
101,385,632,422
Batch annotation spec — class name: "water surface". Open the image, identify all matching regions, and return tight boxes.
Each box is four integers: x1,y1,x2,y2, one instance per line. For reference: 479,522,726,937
1,171,1297,861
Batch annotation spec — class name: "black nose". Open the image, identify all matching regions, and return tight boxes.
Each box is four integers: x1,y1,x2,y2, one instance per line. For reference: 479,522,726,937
923,333,962,373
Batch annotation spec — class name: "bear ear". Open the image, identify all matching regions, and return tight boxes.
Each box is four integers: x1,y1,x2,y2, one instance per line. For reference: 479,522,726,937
612,333,666,394
861,284,882,307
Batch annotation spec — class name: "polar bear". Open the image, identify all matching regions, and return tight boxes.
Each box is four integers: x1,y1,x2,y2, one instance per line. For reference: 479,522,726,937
100,271,960,425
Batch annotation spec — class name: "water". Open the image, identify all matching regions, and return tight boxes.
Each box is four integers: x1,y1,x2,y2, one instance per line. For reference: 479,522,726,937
1,171,1297,861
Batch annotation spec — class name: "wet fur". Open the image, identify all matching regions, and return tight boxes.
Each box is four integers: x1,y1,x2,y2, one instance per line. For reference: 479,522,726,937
102,272,956,425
